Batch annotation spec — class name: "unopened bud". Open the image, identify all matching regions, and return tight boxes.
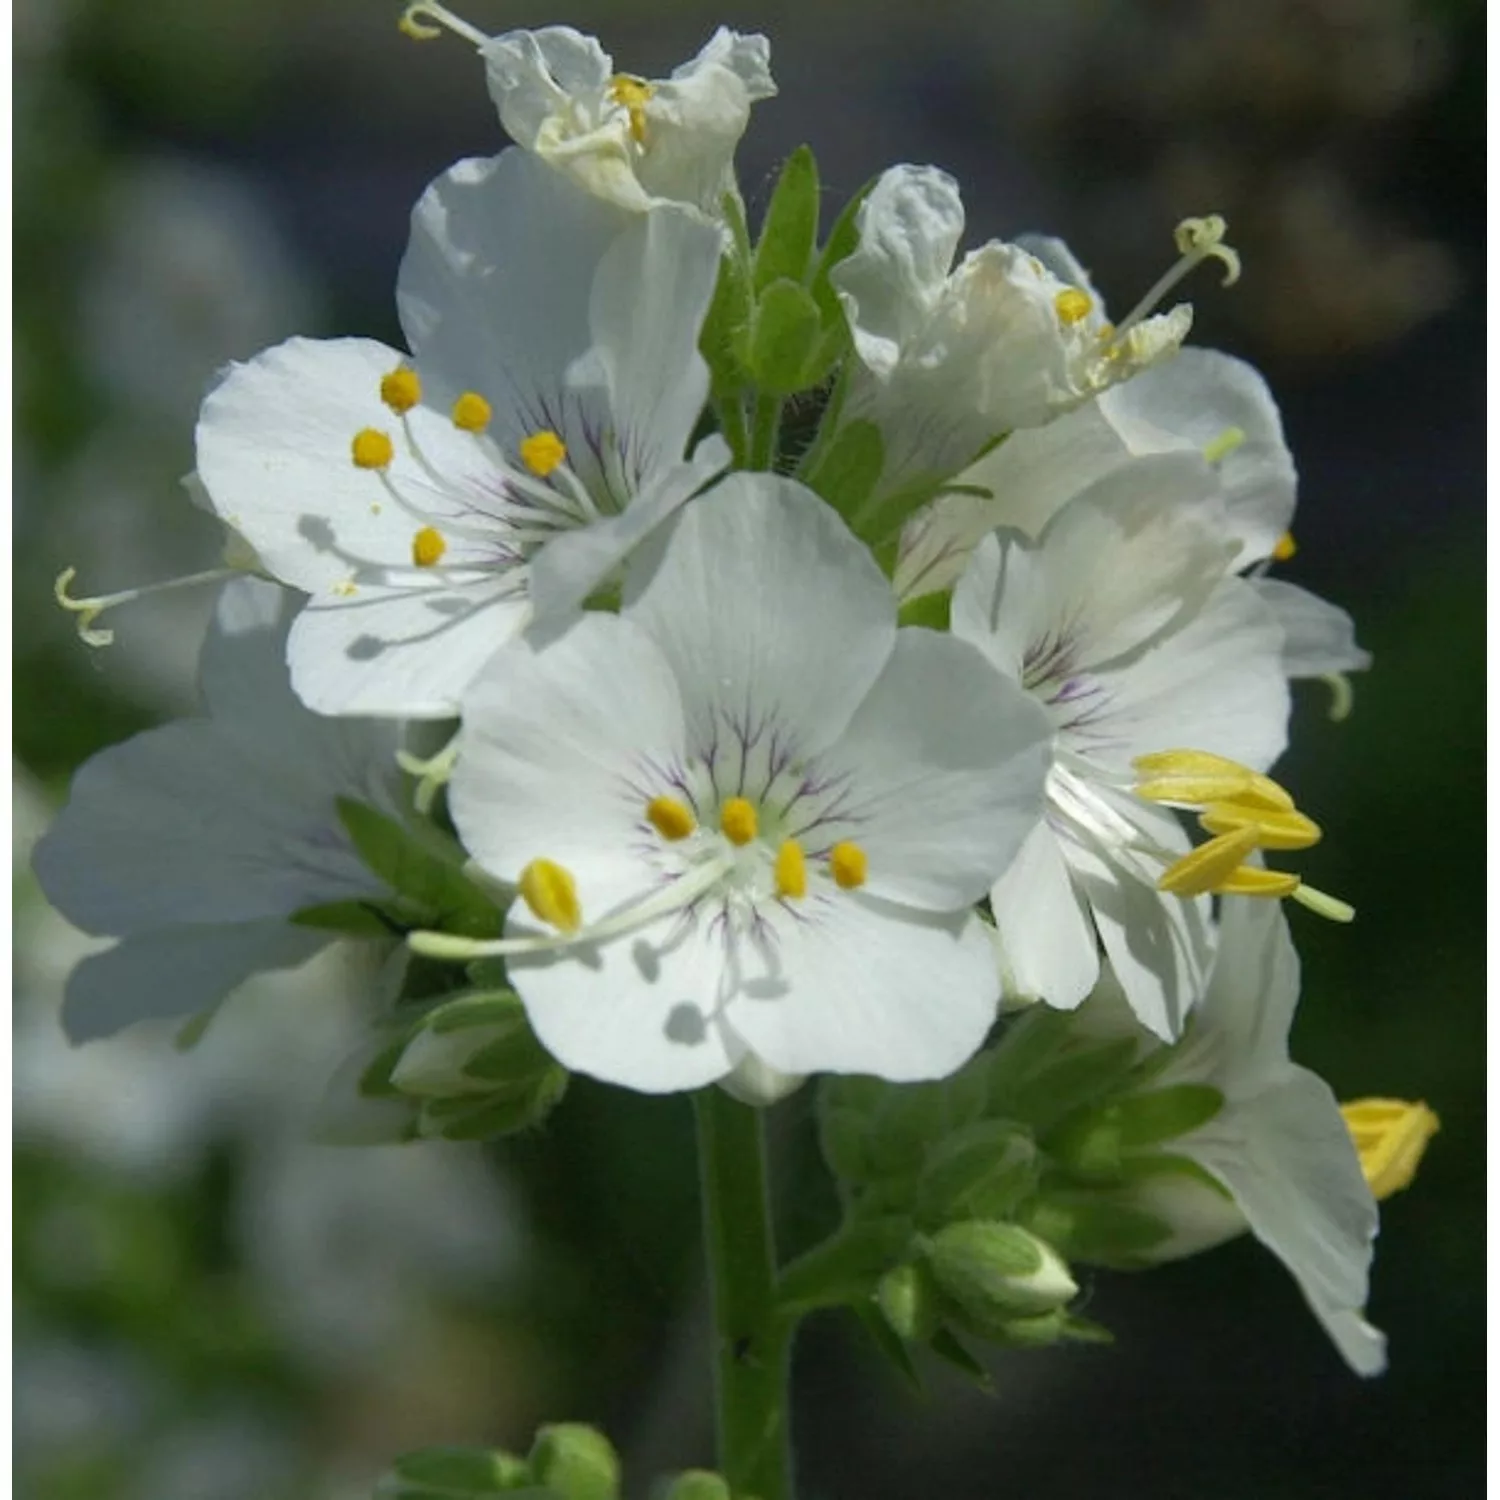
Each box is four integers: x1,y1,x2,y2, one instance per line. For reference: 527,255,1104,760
921,1221,1077,1335
876,1261,941,1343
528,1424,620,1500
916,1120,1038,1224
377,1444,530,1496
658,1471,733,1500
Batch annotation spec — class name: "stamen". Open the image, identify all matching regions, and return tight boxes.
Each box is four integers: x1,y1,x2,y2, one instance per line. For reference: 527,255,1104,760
1198,802,1322,851
1340,1098,1440,1200
608,75,655,142
518,858,581,933
1053,287,1093,326
1290,883,1355,923
520,430,568,477
720,797,759,846
381,366,422,414
1132,751,1295,813
1203,425,1247,464
829,841,868,890
412,526,448,568
451,392,492,433
775,840,808,900
1272,531,1298,562
1109,213,1241,344
398,1,488,46
1322,672,1356,724
1156,827,1259,897
55,565,238,648
647,796,697,841
352,428,395,469
1213,865,1301,898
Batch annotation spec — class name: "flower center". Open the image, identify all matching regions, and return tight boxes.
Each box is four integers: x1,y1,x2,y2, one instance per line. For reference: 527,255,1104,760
608,74,656,143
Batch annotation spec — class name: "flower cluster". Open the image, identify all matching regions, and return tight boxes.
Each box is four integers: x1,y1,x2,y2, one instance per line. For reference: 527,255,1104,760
38,10,1434,1383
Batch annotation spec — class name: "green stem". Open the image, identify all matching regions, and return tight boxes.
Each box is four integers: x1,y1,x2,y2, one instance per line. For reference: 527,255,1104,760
694,1089,792,1500
715,393,750,470
748,393,784,471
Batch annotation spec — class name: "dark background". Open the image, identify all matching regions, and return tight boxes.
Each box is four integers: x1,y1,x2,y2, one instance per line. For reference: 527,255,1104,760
14,1,1484,1496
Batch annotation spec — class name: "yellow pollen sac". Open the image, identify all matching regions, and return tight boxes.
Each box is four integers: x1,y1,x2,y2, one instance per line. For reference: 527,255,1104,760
829,841,869,891
1341,1098,1440,1200
719,797,759,846
518,858,581,933
451,391,492,432
608,74,655,142
1272,531,1298,562
1156,826,1259,898
1054,287,1094,325
411,526,447,568
380,366,422,414
1214,864,1301,899
1198,801,1323,852
1133,750,1295,813
520,429,568,477
351,428,395,469
646,795,696,841
1202,425,1246,464
775,840,808,900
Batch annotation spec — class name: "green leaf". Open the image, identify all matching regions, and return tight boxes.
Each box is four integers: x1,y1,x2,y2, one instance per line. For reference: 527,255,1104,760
753,144,820,291
802,418,884,520
745,277,823,395
699,250,754,403
809,179,872,327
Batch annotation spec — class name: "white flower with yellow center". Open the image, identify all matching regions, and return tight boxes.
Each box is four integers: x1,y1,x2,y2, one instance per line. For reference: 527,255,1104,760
950,452,1294,1038
31,579,404,1041
402,5,775,218
827,166,1228,515
1076,898,1391,1375
416,475,1053,1095
193,147,726,718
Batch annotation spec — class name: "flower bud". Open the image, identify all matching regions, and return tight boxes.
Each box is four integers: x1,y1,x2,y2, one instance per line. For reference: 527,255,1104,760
920,1221,1077,1335
376,1444,531,1496
915,1119,1038,1225
876,1261,941,1343
528,1423,621,1500
658,1471,733,1500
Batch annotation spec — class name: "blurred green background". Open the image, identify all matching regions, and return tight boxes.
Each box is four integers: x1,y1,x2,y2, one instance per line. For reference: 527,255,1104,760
14,0,1484,1496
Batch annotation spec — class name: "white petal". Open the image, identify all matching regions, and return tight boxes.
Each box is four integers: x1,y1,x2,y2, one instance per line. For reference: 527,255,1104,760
724,901,1000,1081
505,909,739,1092
526,439,728,628
481,26,614,151
62,920,329,1042
195,336,468,592
449,611,688,909
1315,1307,1388,1378
1084,578,1291,771
989,820,1100,1009
288,577,530,719
816,628,1052,909
1253,578,1372,677
950,529,1043,684
623,474,897,756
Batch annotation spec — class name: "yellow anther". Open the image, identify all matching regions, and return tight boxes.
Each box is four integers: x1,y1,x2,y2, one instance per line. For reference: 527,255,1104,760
1054,287,1094,325
1198,802,1323,851
829,841,869,891
520,429,568,477
1341,1098,1440,1200
1132,750,1295,813
775,840,808,900
1213,864,1302,899
332,579,358,598
1173,214,1241,286
1203,425,1247,465
720,797,759,846
1156,826,1259,897
1272,531,1298,562
451,391,492,432
518,858,581,933
647,795,696,841
381,365,422,414
352,428,395,469
412,526,447,568
608,74,655,142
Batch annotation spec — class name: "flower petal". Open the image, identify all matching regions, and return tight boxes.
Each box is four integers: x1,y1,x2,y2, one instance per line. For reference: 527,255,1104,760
623,474,897,756
1253,578,1372,678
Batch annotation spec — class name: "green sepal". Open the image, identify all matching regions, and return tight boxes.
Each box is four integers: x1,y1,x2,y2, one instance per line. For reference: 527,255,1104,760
926,1325,993,1391
744,277,823,395
753,144,820,291
357,1032,415,1100
855,1299,925,1393
336,797,503,938
1113,1150,1233,1198
377,1444,534,1496
417,1073,567,1141
992,1036,1143,1139
173,1008,217,1052
807,178,872,339
1021,1190,1174,1268
897,591,951,631
1047,1085,1225,1180
801,418,884,522
700,237,754,404
914,1119,1039,1228
819,1070,989,1188
776,1214,914,1314
291,898,401,937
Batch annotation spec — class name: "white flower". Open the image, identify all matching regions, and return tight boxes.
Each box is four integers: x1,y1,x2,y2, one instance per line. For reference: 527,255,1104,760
403,7,774,218
829,167,1197,510
950,453,1291,1038
903,344,1369,685
1087,898,1386,1376
431,475,1053,1094
194,147,726,718
31,578,406,1041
